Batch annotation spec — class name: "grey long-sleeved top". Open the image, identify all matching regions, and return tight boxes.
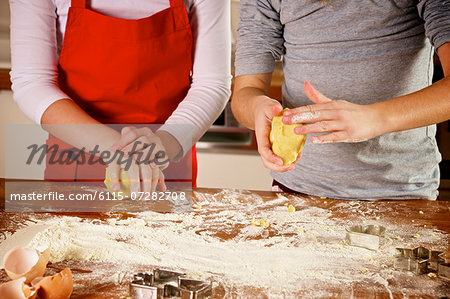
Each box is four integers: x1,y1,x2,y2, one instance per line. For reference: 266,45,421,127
235,0,450,200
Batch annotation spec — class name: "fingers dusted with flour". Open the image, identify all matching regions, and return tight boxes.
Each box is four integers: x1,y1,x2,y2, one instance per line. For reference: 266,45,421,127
282,82,382,144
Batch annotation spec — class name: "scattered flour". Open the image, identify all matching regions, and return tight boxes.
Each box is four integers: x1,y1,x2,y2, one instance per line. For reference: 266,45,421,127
1,189,447,297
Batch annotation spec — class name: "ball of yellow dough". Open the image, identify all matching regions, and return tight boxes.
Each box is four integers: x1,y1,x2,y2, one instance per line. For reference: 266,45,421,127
270,109,306,166
104,167,131,198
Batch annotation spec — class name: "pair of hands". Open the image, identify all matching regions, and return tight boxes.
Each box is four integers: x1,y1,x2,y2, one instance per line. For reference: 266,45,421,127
254,81,382,172
107,126,168,194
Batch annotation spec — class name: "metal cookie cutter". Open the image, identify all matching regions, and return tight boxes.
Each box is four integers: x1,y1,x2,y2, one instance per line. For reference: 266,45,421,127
394,246,444,275
130,268,212,299
178,277,213,299
438,263,450,280
346,225,385,251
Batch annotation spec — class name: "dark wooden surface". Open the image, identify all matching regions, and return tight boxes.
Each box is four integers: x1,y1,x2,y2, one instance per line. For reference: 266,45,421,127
0,179,449,298
0,69,11,90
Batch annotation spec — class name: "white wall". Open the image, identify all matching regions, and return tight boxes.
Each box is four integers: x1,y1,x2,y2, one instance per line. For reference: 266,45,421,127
0,0,10,67
0,90,38,178
0,0,9,31
230,0,240,45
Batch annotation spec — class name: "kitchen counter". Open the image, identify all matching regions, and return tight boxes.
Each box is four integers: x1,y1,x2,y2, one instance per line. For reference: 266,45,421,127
0,179,449,298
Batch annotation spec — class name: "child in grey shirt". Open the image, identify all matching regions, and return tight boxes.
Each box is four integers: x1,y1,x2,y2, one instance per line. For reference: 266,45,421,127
232,0,450,200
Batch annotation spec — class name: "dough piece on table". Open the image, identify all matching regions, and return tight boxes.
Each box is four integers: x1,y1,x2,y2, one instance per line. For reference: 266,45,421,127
270,109,306,165
104,167,131,198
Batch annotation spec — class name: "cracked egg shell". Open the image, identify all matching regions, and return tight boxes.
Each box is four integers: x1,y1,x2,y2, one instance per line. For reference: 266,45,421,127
3,247,50,284
0,277,37,299
32,268,73,299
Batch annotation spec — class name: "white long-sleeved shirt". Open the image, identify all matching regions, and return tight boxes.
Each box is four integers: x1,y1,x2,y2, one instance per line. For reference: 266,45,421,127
9,0,232,156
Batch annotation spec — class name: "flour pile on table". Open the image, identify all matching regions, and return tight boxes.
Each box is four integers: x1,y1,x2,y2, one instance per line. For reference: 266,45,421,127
24,189,448,298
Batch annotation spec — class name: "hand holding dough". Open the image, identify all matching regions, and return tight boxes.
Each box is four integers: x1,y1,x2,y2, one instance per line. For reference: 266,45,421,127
270,109,306,165
104,167,131,198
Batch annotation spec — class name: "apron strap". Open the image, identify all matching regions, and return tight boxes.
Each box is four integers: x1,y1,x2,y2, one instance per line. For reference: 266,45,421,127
72,0,180,9
169,0,184,8
71,0,87,8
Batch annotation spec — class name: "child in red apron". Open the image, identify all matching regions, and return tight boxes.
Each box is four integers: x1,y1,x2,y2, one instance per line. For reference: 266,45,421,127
44,0,197,187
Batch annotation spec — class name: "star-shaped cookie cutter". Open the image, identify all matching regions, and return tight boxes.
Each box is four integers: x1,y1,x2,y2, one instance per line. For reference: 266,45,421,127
394,246,445,275
438,263,450,280
130,268,212,299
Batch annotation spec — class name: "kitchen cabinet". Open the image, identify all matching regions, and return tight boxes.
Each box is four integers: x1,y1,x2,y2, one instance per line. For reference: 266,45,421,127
197,151,273,191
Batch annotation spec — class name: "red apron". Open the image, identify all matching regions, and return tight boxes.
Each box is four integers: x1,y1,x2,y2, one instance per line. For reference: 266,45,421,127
44,0,197,186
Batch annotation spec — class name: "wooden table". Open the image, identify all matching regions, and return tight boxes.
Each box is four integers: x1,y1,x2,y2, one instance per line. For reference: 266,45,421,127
0,69,11,90
0,179,449,298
